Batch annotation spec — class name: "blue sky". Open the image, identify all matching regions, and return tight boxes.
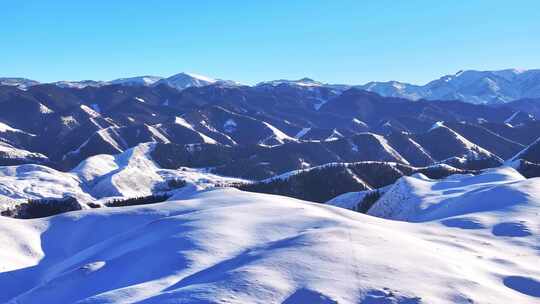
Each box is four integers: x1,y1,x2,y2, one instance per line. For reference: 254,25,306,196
1,1,538,84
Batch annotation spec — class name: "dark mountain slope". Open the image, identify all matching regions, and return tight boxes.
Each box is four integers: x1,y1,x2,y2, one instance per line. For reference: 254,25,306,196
238,162,475,203
444,122,524,159
511,137,540,163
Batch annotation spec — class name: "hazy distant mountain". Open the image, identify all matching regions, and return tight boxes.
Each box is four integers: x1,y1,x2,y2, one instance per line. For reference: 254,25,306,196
360,69,540,104
3,69,540,105
0,77,40,89
108,75,163,86
53,80,106,89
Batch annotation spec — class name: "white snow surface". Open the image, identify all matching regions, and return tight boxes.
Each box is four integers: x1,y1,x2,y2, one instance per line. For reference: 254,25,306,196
326,185,393,210
260,121,297,145
370,133,410,165
2,169,540,303
0,142,47,162
174,117,218,144
0,121,25,133
432,125,501,162
368,166,531,221
79,105,100,118
0,163,94,205
0,143,245,208
326,190,370,210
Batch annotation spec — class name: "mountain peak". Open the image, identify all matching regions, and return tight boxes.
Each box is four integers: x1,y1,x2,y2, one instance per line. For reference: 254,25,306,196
109,75,163,86
0,77,40,90
361,68,540,104
155,72,217,90
257,77,324,87
175,72,217,83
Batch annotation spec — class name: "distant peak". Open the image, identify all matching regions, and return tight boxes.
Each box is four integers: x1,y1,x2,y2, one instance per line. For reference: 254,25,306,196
170,72,217,83
257,77,323,87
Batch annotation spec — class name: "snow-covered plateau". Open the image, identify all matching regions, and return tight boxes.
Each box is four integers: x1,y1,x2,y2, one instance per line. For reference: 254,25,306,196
0,151,539,303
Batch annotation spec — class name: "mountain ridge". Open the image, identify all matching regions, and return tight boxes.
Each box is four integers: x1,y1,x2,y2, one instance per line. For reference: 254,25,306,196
3,68,540,104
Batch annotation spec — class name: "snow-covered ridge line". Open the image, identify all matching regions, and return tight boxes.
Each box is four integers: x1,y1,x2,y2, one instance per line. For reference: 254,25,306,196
173,116,218,144
4,68,539,105
368,165,527,221
260,160,463,184
0,121,34,136
260,121,297,145
510,136,540,162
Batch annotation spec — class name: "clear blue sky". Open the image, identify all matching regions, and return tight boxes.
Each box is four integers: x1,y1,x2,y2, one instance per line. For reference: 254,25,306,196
1,1,538,85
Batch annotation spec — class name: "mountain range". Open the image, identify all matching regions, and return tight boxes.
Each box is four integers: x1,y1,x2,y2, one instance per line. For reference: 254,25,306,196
1,71,539,175
1,68,540,303
2,68,540,104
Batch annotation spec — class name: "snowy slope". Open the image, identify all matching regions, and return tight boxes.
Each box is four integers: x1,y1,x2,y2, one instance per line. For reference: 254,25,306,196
418,123,503,166
0,143,246,209
71,143,246,199
368,166,529,221
510,136,540,163
0,163,94,204
0,121,30,134
259,121,298,146
1,182,539,303
0,142,48,163
325,189,370,209
173,116,218,144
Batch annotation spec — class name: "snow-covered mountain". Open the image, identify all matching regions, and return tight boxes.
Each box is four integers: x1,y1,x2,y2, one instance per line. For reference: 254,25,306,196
108,75,163,86
367,166,532,221
258,77,325,87
154,72,218,90
361,80,426,100
0,143,246,209
1,77,538,174
56,80,107,89
2,68,540,303
0,77,40,89
360,69,540,104
0,73,223,91
1,165,539,303
3,69,540,104
257,77,350,93
0,141,48,165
